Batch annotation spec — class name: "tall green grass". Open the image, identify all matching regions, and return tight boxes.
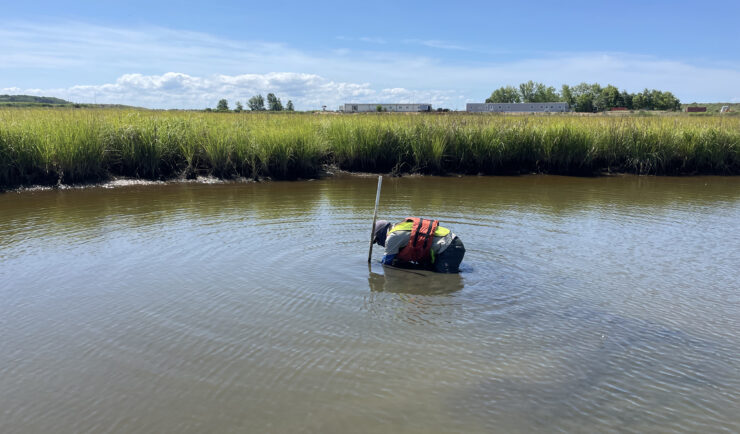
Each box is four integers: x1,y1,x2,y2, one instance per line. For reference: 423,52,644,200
1,108,738,188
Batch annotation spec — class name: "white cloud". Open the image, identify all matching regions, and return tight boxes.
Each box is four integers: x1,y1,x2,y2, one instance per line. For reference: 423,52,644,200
359,37,387,44
382,88,411,96
2,72,458,110
404,39,473,51
1,21,739,107
337,36,387,44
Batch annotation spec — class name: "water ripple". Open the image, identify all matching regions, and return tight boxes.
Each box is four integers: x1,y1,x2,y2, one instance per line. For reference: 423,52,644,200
1,176,739,433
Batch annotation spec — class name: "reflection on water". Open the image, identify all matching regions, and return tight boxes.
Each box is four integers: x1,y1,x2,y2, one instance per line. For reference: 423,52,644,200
367,267,465,294
1,175,740,433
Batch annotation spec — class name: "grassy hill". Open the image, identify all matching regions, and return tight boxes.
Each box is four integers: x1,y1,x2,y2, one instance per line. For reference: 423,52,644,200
0,94,72,106
0,95,140,109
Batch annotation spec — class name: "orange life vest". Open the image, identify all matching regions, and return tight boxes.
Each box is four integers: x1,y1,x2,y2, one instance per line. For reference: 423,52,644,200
396,217,439,264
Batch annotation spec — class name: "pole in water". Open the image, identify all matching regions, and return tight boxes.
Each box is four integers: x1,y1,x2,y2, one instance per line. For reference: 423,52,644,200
368,176,383,263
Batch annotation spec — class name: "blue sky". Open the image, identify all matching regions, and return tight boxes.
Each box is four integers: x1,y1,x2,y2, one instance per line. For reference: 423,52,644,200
2,1,739,109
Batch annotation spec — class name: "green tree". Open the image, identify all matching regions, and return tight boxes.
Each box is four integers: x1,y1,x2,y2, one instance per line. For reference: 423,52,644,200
668,92,681,111
484,81,678,112
519,80,536,102
267,93,283,111
632,93,646,110
234,101,243,113
248,94,265,111
652,91,681,111
637,89,654,110
569,82,600,112
620,91,633,109
598,85,621,110
561,84,574,107
532,83,559,102
513,81,560,103
286,100,294,111
216,99,229,112
575,93,594,113
486,85,521,103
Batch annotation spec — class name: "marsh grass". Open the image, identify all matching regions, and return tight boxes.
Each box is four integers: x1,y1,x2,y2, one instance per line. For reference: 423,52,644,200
1,108,738,188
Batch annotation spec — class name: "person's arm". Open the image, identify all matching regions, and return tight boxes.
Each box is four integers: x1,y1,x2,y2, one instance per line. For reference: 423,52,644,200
381,231,406,265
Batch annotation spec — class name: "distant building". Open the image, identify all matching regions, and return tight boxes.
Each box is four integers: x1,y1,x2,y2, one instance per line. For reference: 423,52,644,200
686,106,707,112
343,103,432,113
720,106,730,113
466,102,569,113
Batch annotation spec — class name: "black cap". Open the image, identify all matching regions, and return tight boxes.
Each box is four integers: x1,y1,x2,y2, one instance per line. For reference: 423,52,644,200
373,220,390,246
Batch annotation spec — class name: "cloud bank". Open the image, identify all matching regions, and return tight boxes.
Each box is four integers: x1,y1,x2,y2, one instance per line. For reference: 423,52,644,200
2,21,739,108
2,72,459,110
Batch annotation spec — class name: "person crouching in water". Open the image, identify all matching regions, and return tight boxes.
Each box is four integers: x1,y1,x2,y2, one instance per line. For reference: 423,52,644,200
373,217,465,273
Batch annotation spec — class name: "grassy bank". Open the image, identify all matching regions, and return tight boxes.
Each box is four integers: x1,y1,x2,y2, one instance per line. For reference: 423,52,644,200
1,109,739,187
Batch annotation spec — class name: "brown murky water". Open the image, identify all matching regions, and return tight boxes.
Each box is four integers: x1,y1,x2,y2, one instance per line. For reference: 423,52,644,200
1,175,739,433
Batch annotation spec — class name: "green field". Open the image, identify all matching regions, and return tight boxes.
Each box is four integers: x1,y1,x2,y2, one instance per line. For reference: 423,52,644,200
1,108,739,188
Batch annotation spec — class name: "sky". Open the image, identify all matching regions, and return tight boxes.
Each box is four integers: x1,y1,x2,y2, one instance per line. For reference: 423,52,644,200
2,0,739,110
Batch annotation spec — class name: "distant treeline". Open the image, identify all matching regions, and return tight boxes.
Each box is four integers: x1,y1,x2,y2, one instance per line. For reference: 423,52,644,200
0,94,74,107
0,95,140,109
0,94,71,105
486,81,682,112
208,93,295,112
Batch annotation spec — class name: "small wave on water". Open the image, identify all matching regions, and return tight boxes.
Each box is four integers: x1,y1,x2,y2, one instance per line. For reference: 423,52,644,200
1,175,740,433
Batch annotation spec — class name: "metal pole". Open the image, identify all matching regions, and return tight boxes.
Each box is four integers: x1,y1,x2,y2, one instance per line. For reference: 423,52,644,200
368,176,383,263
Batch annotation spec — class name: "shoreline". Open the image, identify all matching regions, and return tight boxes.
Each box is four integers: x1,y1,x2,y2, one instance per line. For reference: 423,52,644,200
4,166,737,194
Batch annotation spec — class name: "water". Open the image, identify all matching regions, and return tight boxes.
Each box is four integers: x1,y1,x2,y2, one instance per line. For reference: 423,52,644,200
1,175,739,433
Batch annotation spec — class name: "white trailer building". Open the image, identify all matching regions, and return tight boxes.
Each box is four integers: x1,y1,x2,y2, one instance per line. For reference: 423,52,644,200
466,102,569,113
343,103,432,113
